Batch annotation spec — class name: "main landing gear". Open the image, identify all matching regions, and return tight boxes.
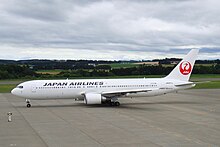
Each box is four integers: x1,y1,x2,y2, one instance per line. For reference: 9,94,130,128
26,99,31,108
105,98,120,106
110,101,120,106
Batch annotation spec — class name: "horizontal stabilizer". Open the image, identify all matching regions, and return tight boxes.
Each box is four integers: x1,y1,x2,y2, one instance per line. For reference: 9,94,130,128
175,82,195,87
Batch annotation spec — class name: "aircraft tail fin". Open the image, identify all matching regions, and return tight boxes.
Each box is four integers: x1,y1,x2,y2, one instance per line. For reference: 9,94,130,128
165,49,199,82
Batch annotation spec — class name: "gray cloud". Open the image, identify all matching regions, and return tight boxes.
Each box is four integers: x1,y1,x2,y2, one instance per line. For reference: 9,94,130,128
0,0,219,60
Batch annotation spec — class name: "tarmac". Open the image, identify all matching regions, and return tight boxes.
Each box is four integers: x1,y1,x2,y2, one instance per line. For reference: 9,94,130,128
0,89,220,147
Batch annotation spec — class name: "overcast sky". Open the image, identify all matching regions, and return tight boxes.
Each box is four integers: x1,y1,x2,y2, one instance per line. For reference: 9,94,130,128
0,0,219,60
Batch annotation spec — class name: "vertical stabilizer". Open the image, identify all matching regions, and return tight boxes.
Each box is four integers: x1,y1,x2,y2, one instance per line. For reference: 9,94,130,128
165,49,199,81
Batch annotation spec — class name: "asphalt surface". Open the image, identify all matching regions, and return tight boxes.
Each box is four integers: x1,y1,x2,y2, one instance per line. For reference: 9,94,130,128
0,89,219,147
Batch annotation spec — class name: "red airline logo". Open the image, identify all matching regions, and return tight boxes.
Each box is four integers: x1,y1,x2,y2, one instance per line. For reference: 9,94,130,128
179,61,192,75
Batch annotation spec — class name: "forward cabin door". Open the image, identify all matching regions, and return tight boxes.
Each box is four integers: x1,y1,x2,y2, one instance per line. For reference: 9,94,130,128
31,84,36,93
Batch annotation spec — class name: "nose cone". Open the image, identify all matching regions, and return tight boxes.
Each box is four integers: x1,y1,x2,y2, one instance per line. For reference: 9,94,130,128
11,88,21,96
11,88,17,95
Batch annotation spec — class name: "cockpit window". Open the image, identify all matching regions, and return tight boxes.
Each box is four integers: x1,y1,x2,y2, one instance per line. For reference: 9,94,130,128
17,86,24,89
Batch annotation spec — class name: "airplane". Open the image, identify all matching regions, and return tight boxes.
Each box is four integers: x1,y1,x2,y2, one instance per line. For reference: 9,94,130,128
11,49,199,107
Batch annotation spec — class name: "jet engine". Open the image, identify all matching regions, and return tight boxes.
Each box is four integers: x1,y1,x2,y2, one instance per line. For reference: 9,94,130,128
84,93,106,104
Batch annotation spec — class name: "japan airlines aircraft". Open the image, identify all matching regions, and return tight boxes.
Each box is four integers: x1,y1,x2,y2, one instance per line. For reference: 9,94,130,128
11,49,199,107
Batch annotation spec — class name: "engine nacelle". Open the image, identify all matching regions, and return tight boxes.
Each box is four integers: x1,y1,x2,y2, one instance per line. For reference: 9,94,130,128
84,93,106,104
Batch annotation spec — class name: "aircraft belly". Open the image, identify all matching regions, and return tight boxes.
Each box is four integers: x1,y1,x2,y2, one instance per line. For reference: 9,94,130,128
125,91,159,97
27,89,83,100
125,89,175,98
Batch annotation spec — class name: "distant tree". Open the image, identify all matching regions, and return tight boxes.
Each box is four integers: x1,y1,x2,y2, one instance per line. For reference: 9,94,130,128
0,65,36,79
95,65,111,70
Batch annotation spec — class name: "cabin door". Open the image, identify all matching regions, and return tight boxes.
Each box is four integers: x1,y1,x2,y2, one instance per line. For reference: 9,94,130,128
31,84,36,93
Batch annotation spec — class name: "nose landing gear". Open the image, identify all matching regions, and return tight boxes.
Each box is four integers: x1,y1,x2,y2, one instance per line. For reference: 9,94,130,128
26,99,31,108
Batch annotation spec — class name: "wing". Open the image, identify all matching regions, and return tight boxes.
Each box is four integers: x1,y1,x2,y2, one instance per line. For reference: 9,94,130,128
101,89,153,98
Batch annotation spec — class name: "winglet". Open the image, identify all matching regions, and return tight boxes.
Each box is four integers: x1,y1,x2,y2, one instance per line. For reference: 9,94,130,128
165,49,199,81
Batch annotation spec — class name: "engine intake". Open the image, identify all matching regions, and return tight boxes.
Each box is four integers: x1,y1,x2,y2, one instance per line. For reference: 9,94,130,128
84,93,106,104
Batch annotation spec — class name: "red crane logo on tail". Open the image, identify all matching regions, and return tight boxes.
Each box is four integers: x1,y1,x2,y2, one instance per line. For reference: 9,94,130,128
179,61,192,75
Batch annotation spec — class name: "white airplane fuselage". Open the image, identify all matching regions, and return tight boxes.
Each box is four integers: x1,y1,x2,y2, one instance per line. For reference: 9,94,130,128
11,78,194,100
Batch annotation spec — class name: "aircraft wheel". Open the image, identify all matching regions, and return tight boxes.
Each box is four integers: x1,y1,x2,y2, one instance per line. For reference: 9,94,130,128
27,103,31,108
110,102,115,106
115,101,120,106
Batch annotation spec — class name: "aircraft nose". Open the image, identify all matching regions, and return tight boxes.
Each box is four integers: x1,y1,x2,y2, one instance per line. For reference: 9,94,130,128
11,88,16,95
11,88,20,96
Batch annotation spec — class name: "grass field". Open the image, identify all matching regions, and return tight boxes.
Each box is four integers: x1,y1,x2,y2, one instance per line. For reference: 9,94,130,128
109,63,139,68
195,64,214,66
109,63,215,69
191,74,220,78
36,69,63,75
0,84,16,93
194,81,220,89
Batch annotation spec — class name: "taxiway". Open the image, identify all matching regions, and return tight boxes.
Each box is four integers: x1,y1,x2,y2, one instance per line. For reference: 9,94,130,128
0,89,219,146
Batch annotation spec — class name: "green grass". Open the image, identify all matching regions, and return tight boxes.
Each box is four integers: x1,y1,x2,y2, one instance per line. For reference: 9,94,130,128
98,74,220,79
49,75,164,79
161,64,175,67
36,69,64,75
191,74,220,78
193,81,220,89
195,64,214,66
162,64,214,67
109,63,139,68
0,84,16,93
109,63,215,69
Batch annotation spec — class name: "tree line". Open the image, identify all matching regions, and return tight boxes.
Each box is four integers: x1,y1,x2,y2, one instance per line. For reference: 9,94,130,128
57,64,220,78
0,65,36,79
0,59,219,70
0,63,220,79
